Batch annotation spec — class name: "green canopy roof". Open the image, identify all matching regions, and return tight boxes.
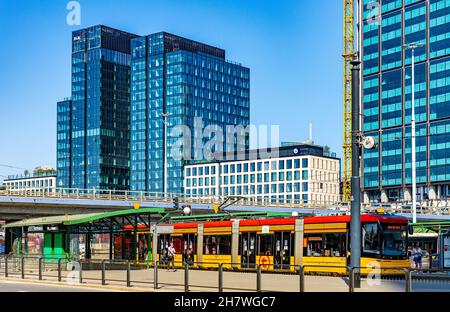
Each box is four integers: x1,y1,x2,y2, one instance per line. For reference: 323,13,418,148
412,221,450,233
3,207,166,228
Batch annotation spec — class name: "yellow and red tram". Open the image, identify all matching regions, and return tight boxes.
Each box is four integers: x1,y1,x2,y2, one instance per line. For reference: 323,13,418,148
120,214,409,275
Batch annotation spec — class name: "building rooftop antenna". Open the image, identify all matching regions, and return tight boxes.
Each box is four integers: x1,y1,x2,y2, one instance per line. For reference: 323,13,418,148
306,123,314,145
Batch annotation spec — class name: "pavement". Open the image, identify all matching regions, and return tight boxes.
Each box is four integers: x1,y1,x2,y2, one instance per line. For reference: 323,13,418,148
1,266,449,292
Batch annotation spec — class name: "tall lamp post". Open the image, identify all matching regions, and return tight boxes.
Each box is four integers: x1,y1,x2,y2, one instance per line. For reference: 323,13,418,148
161,113,173,198
404,43,424,224
350,53,362,288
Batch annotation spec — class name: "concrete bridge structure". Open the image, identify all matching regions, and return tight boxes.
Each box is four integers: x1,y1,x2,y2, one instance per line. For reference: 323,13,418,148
1,188,450,222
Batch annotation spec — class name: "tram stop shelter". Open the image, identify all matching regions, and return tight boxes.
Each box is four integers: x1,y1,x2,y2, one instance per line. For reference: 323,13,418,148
1,208,284,263
2,208,167,262
412,221,450,270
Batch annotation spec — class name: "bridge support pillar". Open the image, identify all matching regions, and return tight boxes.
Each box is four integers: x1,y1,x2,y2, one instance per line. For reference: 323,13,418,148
429,186,437,200
381,190,389,203
404,188,412,202
363,192,370,205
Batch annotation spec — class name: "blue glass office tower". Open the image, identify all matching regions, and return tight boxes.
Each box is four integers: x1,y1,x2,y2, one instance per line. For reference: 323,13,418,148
56,98,72,189
361,0,450,202
130,33,250,194
57,25,138,190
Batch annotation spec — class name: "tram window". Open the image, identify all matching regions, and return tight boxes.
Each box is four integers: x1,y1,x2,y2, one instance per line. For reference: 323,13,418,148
182,234,197,254
172,237,183,254
258,235,274,256
304,235,323,257
381,224,407,258
323,233,346,257
362,223,380,255
204,235,231,255
158,234,171,253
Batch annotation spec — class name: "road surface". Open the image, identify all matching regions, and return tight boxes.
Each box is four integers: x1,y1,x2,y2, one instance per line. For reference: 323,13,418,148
0,279,111,292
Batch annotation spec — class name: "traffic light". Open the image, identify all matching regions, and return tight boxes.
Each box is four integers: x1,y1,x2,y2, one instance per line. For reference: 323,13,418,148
173,197,179,210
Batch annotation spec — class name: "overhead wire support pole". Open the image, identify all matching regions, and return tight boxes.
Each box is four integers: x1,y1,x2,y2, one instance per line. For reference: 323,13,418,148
404,43,424,224
350,53,362,289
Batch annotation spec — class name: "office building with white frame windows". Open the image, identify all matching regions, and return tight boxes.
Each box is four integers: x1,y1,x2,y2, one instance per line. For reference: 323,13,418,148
3,174,57,193
184,144,341,205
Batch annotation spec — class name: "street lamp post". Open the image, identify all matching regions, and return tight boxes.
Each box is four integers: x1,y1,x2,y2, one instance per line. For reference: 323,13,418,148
350,54,362,288
161,113,173,198
404,43,424,224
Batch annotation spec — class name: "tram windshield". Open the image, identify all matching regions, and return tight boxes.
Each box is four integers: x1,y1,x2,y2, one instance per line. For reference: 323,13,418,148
362,222,408,260
381,224,407,259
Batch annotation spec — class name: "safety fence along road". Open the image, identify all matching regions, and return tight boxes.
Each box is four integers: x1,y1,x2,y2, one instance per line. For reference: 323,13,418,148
1,256,450,292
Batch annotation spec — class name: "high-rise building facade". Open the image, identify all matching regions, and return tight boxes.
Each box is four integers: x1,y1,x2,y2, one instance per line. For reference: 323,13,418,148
57,25,138,190
56,98,72,189
360,0,450,202
130,32,250,195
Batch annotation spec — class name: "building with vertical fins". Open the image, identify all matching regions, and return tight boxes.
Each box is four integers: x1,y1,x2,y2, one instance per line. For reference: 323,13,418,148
360,0,450,203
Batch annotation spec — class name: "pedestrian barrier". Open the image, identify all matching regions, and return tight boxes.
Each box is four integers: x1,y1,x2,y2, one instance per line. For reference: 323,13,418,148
1,255,449,292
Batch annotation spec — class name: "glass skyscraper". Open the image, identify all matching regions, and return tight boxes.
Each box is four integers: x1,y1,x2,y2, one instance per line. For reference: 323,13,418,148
56,98,72,189
57,25,138,191
361,0,450,202
130,32,250,195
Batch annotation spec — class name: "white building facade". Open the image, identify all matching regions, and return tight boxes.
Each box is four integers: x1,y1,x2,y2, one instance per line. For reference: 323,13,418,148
3,175,57,193
184,145,341,206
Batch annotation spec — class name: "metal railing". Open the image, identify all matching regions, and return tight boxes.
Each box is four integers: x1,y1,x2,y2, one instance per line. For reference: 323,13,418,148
2,256,449,292
2,186,450,215
0,186,338,210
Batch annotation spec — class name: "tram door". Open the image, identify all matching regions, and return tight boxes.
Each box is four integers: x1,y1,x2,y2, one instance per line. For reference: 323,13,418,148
274,232,291,270
240,233,256,268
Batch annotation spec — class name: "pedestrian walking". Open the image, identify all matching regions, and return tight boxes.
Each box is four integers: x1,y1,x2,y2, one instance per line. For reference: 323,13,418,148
412,244,423,269
167,242,177,272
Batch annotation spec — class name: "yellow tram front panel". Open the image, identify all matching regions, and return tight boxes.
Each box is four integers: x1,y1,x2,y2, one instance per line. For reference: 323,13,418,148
302,257,347,274
360,258,409,275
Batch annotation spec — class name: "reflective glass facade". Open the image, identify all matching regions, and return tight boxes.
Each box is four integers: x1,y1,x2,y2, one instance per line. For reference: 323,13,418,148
56,99,72,188
57,25,138,190
361,0,450,201
130,32,250,194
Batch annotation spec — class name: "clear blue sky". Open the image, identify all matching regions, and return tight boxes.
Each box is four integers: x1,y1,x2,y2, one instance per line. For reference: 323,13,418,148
0,0,343,179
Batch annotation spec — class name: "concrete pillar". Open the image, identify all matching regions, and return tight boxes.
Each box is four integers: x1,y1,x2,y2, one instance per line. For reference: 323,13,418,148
381,190,389,203
231,220,240,266
429,186,437,200
294,219,304,266
404,188,412,202
196,224,204,264
363,191,370,205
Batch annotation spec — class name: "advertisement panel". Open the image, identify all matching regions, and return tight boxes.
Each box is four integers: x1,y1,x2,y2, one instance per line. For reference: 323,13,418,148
444,235,450,269
0,230,5,254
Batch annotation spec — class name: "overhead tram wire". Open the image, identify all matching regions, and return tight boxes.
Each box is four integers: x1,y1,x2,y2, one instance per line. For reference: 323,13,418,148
0,164,28,171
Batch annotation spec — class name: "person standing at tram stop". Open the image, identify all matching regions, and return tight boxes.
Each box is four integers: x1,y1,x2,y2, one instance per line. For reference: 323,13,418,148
183,248,194,266
412,244,423,269
167,242,177,272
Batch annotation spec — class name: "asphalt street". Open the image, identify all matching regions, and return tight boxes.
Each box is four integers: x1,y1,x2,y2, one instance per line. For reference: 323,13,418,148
0,280,110,292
